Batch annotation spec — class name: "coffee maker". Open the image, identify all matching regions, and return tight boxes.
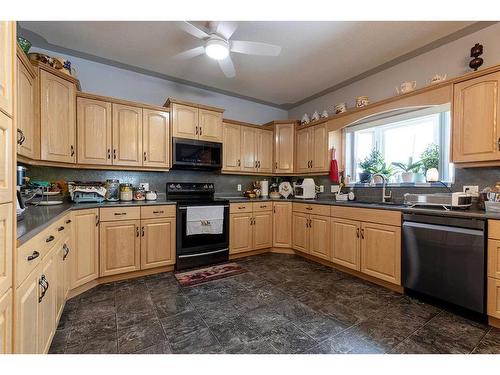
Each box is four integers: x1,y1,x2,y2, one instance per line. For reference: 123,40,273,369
16,165,27,220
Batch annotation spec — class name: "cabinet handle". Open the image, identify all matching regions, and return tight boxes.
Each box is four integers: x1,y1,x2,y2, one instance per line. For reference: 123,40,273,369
258,161,261,168
309,219,312,228
27,251,40,261
275,162,278,169
273,206,276,213
46,235,55,243
254,160,258,168
141,226,145,237
17,129,25,145
195,126,199,135
57,226,65,232
200,127,202,136
66,219,72,224
136,227,140,237
107,148,111,159
356,228,360,238
38,275,49,303
260,205,267,208
114,212,127,216
95,215,100,226
63,244,70,260
361,229,364,239
498,137,500,151
306,207,312,210
144,151,147,161
113,149,117,159
152,210,164,214
238,206,246,210
237,159,241,167
70,145,75,156
310,160,313,168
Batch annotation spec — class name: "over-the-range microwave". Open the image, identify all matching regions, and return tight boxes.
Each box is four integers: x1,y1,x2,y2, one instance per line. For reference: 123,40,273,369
171,137,222,170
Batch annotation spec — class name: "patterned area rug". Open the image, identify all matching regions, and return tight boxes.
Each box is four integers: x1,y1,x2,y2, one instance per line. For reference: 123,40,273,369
175,263,247,287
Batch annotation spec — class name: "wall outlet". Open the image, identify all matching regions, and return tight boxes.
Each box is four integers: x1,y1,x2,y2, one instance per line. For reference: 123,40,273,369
319,185,324,193
463,185,479,196
331,185,340,194
237,184,242,192
139,183,149,191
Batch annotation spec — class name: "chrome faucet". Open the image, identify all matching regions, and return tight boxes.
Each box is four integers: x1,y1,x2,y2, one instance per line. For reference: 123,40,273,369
372,173,392,203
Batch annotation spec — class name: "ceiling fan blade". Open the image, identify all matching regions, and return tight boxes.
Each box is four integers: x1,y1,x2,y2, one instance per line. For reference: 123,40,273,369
231,40,281,56
177,21,209,39
209,21,238,40
218,56,236,78
173,46,205,60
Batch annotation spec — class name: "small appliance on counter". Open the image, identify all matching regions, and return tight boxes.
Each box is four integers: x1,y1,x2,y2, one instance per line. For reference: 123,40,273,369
293,178,316,199
69,181,106,203
403,192,472,210
16,166,27,221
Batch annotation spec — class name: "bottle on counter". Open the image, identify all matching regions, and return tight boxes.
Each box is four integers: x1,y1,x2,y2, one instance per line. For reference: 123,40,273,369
120,183,133,201
133,186,146,201
105,179,120,201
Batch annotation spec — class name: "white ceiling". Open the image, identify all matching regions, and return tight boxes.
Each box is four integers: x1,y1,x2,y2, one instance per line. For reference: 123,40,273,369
19,21,475,107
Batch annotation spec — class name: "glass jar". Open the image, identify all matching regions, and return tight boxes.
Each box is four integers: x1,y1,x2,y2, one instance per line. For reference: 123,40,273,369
119,183,133,201
105,179,120,201
133,187,145,201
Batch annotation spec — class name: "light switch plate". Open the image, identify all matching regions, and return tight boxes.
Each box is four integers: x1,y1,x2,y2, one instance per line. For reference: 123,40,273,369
139,183,149,191
237,184,242,192
463,185,479,196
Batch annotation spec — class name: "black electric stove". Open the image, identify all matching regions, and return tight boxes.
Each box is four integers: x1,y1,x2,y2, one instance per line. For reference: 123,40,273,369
166,183,229,270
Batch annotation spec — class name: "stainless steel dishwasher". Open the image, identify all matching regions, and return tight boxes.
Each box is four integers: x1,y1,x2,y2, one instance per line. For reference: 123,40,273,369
402,213,486,314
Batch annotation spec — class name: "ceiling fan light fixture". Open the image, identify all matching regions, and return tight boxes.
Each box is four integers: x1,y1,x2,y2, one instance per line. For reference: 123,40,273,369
205,39,229,60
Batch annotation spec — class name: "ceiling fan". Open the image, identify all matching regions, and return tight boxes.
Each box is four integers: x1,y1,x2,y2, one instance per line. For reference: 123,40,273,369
175,21,282,78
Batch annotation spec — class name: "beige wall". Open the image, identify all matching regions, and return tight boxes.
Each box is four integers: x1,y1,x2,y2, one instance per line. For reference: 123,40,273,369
289,22,500,119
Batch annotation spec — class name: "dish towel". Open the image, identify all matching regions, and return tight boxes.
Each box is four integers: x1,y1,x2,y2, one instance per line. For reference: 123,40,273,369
329,148,339,183
186,206,224,236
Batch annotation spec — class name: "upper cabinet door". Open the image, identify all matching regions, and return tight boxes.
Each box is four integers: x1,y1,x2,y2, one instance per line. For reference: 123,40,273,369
0,112,12,204
240,126,257,173
311,124,329,172
171,103,198,140
295,127,310,173
222,122,241,171
112,104,143,166
143,109,170,168
257,130,273,173
453,72,500,163
198,109,223,142
0,22,14,117
274,122,295,174
17,57,38,160
40,70,76,163
77,97,112,165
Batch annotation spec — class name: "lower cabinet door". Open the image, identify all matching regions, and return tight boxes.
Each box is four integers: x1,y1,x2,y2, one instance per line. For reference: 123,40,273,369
309,215,330,260
253,211,273,250
63,240,72,299
360,222,401,285
100,219,141,277
141,218,176,269
14,269,39,353
230,213,253,254
71,208,99,288
331,218,360,271
488,277,500,319
0,289,12,354
38,250,56,354
292,212,309,253
272,202,292,248
56,241,66,322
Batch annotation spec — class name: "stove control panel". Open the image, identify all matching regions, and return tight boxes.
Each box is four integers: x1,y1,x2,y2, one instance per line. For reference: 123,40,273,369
167,182,215,193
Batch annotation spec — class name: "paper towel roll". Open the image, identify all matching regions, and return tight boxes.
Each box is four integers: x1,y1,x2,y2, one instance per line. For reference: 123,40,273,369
260,180,269,197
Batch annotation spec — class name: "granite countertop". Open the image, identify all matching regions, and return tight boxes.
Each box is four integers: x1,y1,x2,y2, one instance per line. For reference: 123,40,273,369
18,195,499,246
17,199,176,245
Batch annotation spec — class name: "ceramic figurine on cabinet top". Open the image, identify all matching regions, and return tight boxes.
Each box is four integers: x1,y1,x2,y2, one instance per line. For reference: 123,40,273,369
301,113,310,125
429,73,447,84
321,110,329,118
395,81,416,94
334,103,347,114
469,43,484,71
311,111,320,121
355,96,369,108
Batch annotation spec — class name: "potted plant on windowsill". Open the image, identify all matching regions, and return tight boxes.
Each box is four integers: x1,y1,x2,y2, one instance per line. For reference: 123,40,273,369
372,163,395,183
420,144,440,182
392,158,422,183
358,149,384,183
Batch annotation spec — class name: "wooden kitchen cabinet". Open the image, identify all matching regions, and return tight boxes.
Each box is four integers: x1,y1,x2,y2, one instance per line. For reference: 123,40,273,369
0,21,14,117
488,277,500,319
453,71,500,163
40,69,76,163
38,249,57,354
142,109,170,168
14,270,39,354
17,50,38,159
292,206,331,258
0,203,12,296
292,212,309,253
99,219,141,277
488,239,500,279
112,104,143,167
0,288,12,354
71,208,99,288
198,108,223,142
230,212,254,254
171,103,198,140
56,238,72,321
0,113,13,204
240,126,258,173
360,222,401,284
230,203,273,254
331,218,360,271
296,127,311,173
222,122,241,172
295,123,329,173
253,211,273,250
309,215,331,260
77,97,112,165
141,218,176,269
272,202,292,248
257,129,273,173
274,122,295,174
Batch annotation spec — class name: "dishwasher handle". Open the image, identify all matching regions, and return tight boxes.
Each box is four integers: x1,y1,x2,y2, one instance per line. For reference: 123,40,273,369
403,220,484,237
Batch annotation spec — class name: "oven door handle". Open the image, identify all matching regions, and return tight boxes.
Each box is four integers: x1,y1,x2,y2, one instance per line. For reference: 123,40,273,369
177,248,229,258
178,205,230,210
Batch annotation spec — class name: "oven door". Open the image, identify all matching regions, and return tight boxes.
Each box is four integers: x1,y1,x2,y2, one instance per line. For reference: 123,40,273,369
176,204,229,268
172,138,222,170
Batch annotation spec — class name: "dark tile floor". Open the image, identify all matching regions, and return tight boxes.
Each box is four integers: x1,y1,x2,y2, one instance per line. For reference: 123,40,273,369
49,253,500,354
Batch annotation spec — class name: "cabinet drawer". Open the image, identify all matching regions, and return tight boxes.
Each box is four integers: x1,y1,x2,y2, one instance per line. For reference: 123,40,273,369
141,205,176,219
293,203,330,216
100,206,140,221
53,215,72,237
230,202,252,214
252,202,273,212
331,206,401,227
